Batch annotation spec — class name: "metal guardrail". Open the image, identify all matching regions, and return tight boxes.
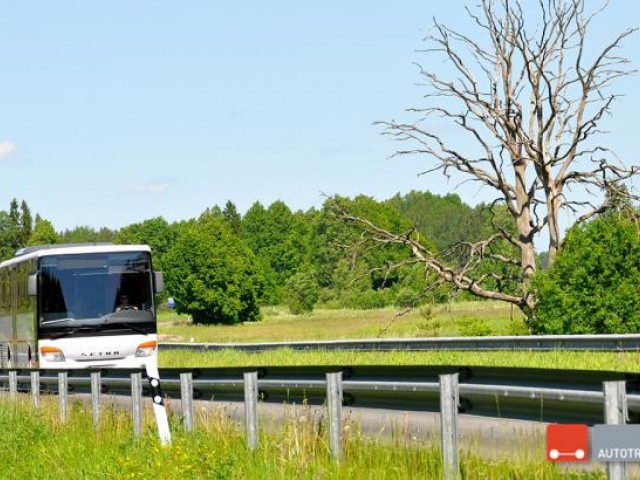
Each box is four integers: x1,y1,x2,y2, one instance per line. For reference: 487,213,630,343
159,333,640,353
2,364,640,425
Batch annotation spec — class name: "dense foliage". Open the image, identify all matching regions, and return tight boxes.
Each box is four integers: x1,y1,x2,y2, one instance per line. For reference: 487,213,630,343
162,217,264,324
0,192,543,323
284,269,319,315
531,212,640,334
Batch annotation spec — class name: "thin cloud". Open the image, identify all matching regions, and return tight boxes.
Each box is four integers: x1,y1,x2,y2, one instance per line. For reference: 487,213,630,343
0,141,17,160
125,179,174,195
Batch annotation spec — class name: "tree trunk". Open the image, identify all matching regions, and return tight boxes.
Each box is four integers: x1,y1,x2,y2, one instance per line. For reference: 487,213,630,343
514,165,536,282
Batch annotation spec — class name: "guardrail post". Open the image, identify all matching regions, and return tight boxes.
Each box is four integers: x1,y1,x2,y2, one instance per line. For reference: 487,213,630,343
440,373,460,480
31,371,40,409
58,371,68,424
131,372,143,438
9,370,17,401
243,371,258,450
604,381,627,480
180,372,194,432
91,371,101,429
326,371,343,461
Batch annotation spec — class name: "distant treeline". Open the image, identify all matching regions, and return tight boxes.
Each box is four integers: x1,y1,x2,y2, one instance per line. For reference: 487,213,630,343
0,192,528,317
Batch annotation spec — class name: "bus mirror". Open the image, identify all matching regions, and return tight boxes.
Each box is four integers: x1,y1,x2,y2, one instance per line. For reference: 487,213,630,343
28,274,38,296
154,272,165,293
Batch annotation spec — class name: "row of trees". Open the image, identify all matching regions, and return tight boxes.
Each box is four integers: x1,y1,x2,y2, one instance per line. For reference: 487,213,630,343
3,191,638,334
0,193,524,322
0,198,115,259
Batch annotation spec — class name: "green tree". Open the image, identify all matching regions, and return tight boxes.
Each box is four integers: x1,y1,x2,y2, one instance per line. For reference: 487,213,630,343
162,217,265,324
0,198,30,259
0,211,14,260
531,212,640,334
19,200,33,244
7,198,21,250
222,200,242,237
319,195,433,308
59,225,116,243
242,200,311,303
115,217,175,270
27,215,60,246
386,191,480,255
284,268,319,315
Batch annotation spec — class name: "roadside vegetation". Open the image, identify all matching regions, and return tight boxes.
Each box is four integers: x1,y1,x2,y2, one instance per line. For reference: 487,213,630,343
0,397,602,479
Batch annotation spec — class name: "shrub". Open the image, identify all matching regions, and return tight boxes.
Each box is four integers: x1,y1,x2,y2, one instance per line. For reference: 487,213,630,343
343,289,392,310
393,287,422,309
285,270,319,315
530,212,640,334
458,316,492,337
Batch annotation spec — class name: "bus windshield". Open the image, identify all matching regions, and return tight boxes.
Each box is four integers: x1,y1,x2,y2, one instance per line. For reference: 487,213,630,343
38,251,155,336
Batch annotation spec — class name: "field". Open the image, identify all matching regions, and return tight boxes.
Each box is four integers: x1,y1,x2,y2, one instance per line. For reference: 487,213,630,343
158,301,525,344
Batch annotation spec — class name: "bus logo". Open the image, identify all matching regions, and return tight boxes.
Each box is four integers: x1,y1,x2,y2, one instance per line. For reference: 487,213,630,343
80,351,120,357
547,424,589,462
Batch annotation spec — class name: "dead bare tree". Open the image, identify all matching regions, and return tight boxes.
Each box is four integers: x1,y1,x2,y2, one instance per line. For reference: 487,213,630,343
338,0,638,316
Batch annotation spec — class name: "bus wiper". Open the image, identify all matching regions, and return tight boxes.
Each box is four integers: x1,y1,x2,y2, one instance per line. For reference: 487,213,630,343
104,321,148,336
41,317,77,326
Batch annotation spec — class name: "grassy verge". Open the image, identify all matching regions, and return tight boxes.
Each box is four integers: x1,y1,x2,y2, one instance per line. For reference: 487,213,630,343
160,348,640,372
0,397,601,479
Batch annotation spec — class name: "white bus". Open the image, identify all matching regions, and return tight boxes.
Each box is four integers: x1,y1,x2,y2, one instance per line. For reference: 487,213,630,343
0,243,164,369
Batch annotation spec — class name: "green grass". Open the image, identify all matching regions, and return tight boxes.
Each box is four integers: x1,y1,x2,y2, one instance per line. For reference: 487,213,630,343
160,347,640,372
158,301,525,344
0,397,602,479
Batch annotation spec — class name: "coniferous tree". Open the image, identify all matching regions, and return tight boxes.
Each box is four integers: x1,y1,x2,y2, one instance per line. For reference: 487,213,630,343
19,200,33,245
222,200,242,237
7,198,21,252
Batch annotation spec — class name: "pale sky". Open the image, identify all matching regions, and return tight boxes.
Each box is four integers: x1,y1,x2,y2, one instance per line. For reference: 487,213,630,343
1,1,638,232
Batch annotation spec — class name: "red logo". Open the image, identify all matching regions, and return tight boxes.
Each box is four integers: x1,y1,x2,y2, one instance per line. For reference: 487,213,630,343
546,424,589,462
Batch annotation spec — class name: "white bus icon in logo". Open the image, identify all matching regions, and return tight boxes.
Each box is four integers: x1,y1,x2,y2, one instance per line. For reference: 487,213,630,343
549,449,586,460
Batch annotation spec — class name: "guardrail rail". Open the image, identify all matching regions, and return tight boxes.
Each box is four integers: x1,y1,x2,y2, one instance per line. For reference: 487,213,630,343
2,364,639,425
159,333,640,353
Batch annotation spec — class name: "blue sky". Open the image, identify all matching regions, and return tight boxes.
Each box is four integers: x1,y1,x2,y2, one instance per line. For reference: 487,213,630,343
1,1,638,231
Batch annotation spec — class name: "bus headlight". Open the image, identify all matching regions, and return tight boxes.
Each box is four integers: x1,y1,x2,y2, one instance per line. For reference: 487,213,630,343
135,341,157,357
40,346,65,362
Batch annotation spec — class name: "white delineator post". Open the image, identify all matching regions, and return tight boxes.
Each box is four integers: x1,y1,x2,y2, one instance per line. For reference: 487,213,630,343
145,363,171,445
